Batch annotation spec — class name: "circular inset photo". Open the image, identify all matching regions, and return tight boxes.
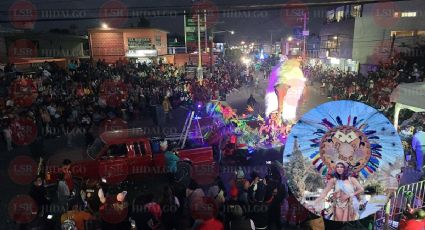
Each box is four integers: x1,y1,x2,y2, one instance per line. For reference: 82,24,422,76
283,100,403,222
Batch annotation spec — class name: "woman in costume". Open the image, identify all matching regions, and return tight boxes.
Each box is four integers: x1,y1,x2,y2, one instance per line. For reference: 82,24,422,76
314,162,364,221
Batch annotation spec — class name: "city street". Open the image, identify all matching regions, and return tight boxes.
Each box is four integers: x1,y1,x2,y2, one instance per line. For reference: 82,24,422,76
0,70,330,228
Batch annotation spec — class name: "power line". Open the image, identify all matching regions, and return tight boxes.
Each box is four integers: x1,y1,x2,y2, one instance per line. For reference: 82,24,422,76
0,0,409,16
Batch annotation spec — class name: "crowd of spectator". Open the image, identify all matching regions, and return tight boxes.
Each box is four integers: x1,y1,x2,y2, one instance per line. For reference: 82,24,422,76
4,53,424,229
305,57,424,119
0,58,252,154
25,155,288,230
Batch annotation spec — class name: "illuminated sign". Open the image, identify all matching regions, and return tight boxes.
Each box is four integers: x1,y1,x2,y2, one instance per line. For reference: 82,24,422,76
126,49,158,57
128,38,152,50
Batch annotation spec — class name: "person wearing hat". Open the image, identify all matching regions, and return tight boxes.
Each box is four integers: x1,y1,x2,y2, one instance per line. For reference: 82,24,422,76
412,126,425,172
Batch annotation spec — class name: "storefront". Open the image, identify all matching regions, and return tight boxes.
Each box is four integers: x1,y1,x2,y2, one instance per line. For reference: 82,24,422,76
88,28,168,64
323,57,359,72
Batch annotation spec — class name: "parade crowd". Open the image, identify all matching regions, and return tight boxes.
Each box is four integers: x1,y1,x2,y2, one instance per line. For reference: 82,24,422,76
2,54,425,229
0,59,251,153
27,153,289,230
306,57,424,119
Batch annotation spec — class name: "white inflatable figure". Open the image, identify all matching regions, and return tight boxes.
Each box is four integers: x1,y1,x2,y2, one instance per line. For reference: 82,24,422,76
265,57,306,124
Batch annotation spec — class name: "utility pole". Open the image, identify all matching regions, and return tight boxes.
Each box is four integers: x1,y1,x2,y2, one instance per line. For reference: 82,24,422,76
270,31,273,51
303,12,307,58
204,10,208,55
197,11,203,84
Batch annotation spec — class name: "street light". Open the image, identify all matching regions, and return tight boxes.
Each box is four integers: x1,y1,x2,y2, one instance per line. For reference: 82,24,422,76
102,23,109,29
287,36,293,42
333,36,338,40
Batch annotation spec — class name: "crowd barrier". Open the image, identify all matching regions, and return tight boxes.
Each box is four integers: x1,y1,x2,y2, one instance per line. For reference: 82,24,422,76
375,180,425,229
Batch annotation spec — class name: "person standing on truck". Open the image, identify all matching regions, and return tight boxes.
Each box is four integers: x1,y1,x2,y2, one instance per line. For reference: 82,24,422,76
161,141,180,181
61,159,74,193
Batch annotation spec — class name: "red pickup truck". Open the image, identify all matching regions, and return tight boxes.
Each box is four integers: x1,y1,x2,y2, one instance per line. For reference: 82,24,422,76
45,128,217,186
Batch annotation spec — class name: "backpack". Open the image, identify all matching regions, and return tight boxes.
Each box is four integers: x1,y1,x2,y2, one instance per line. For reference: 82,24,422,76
61,219,77,230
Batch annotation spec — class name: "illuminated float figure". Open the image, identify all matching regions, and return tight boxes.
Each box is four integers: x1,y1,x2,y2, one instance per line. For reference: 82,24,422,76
265,56,306,126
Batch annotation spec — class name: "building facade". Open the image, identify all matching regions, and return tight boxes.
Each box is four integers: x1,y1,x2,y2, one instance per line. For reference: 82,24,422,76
0,30,87,64
319,4,362,71
352,0,425,73
88,28,168,64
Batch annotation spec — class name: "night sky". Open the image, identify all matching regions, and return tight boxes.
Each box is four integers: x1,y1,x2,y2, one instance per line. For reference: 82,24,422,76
0,0,331,43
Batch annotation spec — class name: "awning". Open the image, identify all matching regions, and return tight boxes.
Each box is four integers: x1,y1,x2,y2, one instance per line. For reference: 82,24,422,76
390,82,425,128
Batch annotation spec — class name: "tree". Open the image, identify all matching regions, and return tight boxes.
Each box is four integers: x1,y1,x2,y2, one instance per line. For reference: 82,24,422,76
305,173,324,192
286,138,324,199
286,138,308,198
137,17,151,28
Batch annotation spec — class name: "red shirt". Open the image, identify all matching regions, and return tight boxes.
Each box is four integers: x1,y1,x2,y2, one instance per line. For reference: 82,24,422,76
196,218,224,230
62,168,73,191
399,219,425,230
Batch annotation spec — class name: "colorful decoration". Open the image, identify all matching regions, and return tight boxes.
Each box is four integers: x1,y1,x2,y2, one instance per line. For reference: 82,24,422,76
205,101,287,149
284,100,404,179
